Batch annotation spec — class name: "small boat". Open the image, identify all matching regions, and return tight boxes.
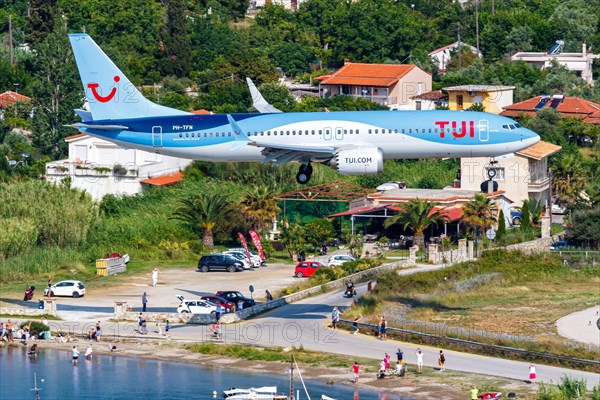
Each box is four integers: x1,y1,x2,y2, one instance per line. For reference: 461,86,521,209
222,386,287,399
478,392,502,399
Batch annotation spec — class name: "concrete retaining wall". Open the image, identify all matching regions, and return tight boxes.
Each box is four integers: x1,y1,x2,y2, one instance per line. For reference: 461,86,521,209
0,299,58,317
505,233,564,254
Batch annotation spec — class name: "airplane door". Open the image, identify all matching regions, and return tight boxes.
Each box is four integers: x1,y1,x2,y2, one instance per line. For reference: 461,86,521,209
324,127,332,141
478,120,489,142
152,126,162,147
335,127,343,140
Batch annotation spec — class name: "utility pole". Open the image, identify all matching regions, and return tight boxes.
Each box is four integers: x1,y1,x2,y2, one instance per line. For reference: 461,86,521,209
288,355,295,400
457,24,462,70
475,0,480,55
8,15,14,65
492,0,495,16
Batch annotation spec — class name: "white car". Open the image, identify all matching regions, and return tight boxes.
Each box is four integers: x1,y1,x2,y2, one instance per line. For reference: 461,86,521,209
44,280,85,298
176,295,218,315
327,255,356,267
226,249,264,268
551,204,565,215
221,252,252,269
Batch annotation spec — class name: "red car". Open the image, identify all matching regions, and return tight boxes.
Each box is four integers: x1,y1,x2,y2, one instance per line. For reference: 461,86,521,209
200,295,236,313
294,261,326,278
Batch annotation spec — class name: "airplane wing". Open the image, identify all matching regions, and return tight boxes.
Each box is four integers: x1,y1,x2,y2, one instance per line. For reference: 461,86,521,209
250,140,362,167
246,78,283,113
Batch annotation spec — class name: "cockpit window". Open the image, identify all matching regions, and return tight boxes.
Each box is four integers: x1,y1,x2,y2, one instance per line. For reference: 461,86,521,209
502,124,509,130
514,123,521,128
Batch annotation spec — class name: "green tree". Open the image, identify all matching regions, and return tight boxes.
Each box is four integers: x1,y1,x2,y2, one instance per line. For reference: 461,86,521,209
497,209,506,239
27,0,58,47
280,218,305,260
520,201,532,232
303,218,335,252
461,194,498,238
565,207,600,249
257,83,296,112
383,199,447,248
30,25,82,158
552,153,587,206
239,185,281,235
171,192,233,250
159,0,192,77
549,0,596,52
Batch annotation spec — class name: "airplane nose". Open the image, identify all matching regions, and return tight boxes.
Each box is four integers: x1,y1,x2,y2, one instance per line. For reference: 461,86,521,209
521,129,540,147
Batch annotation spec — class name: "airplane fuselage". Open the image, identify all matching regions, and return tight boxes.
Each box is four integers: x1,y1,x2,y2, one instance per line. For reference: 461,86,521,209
82,110,538,162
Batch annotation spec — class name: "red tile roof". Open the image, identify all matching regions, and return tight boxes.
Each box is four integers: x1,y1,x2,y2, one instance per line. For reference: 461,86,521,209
411,90,447,101
317,63,422,87
501,96,600,123
328,204,463,221
140,172,184,187
0,91,32,108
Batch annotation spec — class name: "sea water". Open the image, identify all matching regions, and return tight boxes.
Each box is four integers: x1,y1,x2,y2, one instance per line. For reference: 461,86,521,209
0,347,410,400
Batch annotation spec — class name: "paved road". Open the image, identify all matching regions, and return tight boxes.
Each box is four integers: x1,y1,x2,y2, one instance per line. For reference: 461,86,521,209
168,280,600,390
556,305,600,347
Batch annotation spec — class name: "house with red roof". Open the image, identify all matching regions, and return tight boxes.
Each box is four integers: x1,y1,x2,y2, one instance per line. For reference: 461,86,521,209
316,61,432,110
0,91,31,109
45,134,190,200
501,95,600,126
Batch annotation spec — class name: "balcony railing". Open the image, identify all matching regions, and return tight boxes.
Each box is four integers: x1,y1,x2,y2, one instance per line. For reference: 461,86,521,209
45,162,139,178
528,176,550,192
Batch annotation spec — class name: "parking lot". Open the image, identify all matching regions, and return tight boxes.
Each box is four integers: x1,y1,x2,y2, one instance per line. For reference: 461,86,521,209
24,262,300,321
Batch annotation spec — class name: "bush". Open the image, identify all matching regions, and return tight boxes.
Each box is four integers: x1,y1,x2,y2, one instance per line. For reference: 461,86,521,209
19,321,48,336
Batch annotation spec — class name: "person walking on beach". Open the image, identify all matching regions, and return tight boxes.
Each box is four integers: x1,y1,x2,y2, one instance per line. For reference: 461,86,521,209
215,303,222,322
142,292,148,312
416,348,424,373
138,313,143,334
331,307,340,330
351,362,360,383
165,320,170,338
72,345,80,366
152,268,159,287
94,321,102,342
528,364,536,384
438,350,446,371
6,319,14,342
367,280,372,294
265,290,273,302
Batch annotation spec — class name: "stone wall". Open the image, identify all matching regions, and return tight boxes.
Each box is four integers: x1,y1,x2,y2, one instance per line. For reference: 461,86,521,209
505,233,564,254
0,299,57,317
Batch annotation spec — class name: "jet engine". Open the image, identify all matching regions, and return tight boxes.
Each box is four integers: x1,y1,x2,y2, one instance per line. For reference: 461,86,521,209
330,147,383,175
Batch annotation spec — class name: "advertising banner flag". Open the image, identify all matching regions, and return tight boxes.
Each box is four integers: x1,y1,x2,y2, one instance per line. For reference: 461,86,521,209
237,232,253,266
249,230,265,261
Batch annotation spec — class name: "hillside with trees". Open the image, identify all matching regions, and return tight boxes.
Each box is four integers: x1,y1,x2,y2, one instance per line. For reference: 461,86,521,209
0,0,599,279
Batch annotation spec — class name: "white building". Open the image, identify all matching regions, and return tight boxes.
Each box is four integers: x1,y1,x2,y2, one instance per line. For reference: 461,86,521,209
45,134,191,200
410,90,448,110
429,42,482,73
251,0,305,10
511,43,599,85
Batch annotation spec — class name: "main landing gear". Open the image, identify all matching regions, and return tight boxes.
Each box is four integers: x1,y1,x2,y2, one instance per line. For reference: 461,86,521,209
296,162,313,184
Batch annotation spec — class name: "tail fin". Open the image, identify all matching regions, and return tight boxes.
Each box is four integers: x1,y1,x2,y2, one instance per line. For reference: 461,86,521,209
69,33,189,121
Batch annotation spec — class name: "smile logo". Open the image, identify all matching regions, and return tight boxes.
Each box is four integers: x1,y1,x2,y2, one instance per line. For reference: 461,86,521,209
87,76,120,103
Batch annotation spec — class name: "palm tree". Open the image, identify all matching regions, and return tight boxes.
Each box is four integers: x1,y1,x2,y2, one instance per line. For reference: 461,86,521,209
171,192,232,250
461,194,498,238
552,154,586,205
521,199,543,227
384,199,447,248
239,185,280,235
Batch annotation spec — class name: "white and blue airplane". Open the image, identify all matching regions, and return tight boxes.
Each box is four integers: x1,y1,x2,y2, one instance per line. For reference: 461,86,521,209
68,33,540,184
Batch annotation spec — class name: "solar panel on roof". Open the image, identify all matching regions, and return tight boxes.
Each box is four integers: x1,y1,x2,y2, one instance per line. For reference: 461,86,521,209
534,96,550,110
549,96,564,109
548,40,564,55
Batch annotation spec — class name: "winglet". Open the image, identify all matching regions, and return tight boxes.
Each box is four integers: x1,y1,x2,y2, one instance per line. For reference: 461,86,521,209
227,114,251,151
246,77,282,113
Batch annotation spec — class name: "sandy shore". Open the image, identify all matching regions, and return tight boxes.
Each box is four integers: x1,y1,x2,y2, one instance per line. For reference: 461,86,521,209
0,338,537,399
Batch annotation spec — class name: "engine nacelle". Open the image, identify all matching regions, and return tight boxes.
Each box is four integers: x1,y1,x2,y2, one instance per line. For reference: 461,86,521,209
331,147,383,175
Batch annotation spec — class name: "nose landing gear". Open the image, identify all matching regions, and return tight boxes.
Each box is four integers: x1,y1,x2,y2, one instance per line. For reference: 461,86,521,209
296,162,313,184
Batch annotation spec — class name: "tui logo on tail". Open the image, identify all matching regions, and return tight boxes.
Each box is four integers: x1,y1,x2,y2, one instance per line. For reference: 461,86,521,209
87,75,120,103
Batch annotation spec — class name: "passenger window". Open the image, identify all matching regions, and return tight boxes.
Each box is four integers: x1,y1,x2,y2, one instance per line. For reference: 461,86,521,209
311,130,315,135
210,132,213,137
394,129,398,133
408,129,412,133
356,129,360,134
368,129,372,134
428,129,432,133
375,129,379,134
179,133,182,138
287,131,290,135
344,129,347,134
292,130,296,135
185,133,189,137
402,129,405,134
